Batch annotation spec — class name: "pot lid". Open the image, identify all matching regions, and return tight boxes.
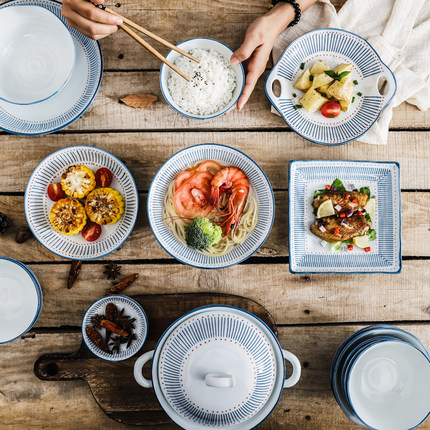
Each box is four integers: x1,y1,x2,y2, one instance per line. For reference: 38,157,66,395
153,306,284,428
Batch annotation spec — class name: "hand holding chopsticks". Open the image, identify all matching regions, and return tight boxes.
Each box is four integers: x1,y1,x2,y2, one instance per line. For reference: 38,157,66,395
84,0,199,81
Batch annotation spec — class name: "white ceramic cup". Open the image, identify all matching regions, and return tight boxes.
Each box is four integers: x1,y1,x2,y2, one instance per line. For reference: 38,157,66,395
347,341,430,430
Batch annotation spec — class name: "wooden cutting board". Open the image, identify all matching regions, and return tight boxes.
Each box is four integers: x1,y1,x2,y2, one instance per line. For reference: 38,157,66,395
34,293,277,426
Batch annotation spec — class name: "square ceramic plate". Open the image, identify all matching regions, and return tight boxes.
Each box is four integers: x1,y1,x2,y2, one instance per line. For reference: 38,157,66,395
289,160,401,274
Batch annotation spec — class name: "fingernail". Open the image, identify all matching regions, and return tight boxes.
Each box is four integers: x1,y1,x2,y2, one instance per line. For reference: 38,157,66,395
114,17,123,25
230,56,239,66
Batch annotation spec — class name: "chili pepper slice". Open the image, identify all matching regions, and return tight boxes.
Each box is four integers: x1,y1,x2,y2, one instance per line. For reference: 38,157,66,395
334,228,340,235
357,210,362,215
348,245,354,251
340,213,346,218
352,198,358,203
345,194,350,200
326,185,331,191
365,247,371,252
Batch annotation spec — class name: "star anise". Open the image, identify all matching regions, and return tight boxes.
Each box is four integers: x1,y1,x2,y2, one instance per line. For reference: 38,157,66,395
118,317,136,332
91,314,105,330
108,335,123,354
125,332,138,348
104,263,122,280
112,307,125,324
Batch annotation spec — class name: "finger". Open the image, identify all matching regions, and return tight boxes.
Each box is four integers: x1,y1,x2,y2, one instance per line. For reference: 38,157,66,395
65,15,118,39
231,34,261,65
71,1,122,26
237,57,268,110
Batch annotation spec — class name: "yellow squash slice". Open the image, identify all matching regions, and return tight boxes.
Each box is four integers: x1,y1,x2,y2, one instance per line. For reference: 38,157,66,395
61,165,96,199
49,198,87,235
85,187,124,225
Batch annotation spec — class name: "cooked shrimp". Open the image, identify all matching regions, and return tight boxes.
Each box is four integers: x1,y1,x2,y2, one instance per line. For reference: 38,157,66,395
210,167,249,237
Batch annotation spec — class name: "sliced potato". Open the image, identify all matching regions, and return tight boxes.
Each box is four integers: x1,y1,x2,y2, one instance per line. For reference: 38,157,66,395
327,77,353,101
334,63,353,74
294,69,312,91
312,72,333,89
339,99,350,111
310,60,330,76
300,88,329,113
318,83,331,94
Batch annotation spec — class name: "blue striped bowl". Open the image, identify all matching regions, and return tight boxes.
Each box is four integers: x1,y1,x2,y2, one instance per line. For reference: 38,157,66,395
147,144,274,269
134,305,301,429
289,160,401,273
0,0,102,135
25,146,139,260
265,28,396,145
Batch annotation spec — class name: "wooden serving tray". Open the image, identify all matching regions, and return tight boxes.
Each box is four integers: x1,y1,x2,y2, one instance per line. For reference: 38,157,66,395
34,293,277,426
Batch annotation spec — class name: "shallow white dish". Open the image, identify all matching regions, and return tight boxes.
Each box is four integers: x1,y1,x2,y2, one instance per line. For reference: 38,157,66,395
289,160,401,274
0,0,102,135
147,143,274,269
25,146,139,260
0,257,43,343
160,38,244,120
265,28,396,145
82,295,148,362
0,5,75,105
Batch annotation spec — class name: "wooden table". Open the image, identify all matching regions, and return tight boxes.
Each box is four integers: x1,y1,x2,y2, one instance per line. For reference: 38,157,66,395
1,0,430,428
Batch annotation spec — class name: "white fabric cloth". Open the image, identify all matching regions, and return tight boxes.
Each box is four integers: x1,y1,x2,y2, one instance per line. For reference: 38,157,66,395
271,0,430,144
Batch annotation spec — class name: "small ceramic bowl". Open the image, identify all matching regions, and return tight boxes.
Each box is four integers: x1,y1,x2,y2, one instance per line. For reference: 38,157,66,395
82,295,148,362
0,5,75,105
160,38,244,119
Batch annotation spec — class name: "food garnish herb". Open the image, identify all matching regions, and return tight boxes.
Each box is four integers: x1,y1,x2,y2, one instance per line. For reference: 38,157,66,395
367,228,377,241
106,273,139,295
359,186,371,197
357,92,362,96
293,104,303,110
104,262,122,280
68,260,83,289
309,74,314,81
292,93,297,98
353,80,358,85
352,96,355,103
300,62,305,70
324,70,352,81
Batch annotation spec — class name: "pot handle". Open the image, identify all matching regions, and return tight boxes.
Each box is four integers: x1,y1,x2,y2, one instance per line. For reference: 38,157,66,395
282,349,301,389
134,350,154,388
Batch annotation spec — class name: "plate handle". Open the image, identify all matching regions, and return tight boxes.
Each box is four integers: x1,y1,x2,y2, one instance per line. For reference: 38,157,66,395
371,65,397,108
205,373,235,388
134,350,154,388
265,72,287,101
282,349,301,388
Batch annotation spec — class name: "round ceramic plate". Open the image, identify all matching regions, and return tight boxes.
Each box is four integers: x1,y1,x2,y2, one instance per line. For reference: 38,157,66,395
265,28,397,145
0,5,75,105
147,144,274,269
82,295,148,362
25,146,138,260
0,0,102,134
152,306,285,429
0,257,43,343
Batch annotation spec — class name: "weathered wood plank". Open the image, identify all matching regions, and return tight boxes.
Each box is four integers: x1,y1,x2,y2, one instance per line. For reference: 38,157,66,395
2,324,430,429
52,71,430,131
0,191,427,261
0,132,429,192
8,260,427,327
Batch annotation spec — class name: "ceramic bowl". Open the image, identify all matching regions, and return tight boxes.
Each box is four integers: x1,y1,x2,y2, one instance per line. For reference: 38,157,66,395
82,295,148,362
147,143,275,269
25,146,139,260
160,38,244,119
0,257,43,343
0,5,75,105
265,28,396,145
134,305,301,429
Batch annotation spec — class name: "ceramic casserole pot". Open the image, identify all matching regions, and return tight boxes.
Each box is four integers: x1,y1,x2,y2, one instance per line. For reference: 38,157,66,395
134,305,301,429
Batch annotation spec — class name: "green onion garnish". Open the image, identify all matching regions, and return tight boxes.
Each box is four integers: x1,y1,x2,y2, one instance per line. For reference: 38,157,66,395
352,97,355,103
294,104,303,110
353,80,358,85
330,114,335,118
300,63,305,70
357,92,362,96
292,93,297,98
309,75,314,81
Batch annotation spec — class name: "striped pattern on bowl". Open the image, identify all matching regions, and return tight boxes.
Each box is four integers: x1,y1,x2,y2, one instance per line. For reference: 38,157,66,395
25,146,138,260
147,144,274,269
289,160,401,273
265,29,396,145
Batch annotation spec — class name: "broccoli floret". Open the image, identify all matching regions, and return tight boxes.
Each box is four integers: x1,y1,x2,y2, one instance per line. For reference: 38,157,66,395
185,217,222,250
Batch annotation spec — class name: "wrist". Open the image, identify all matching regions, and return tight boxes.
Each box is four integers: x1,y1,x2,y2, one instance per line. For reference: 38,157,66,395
265,2,295,35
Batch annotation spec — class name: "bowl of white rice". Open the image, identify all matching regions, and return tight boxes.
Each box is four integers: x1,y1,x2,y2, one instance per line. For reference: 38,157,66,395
160,38,244,119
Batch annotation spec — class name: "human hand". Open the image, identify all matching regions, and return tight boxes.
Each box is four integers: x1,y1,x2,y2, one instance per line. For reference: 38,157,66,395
62,0,123,40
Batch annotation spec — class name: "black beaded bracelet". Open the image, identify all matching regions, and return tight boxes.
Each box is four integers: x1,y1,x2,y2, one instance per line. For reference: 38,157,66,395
270,0,302,28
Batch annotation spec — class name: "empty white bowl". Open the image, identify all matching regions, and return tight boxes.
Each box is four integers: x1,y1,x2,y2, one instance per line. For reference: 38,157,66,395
0,5,75,105
160,38,244,120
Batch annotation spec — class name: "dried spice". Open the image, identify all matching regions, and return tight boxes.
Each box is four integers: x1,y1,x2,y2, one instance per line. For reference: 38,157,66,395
91,314,104,330
106,273,139,295
118,317,136,333
119,93,158,108
67,260,83,289
15,225,32,243
125,332,138,348
104,262,121,280
108,335,123,354
85,326,111,354
100,319,128,336
105,302,118,321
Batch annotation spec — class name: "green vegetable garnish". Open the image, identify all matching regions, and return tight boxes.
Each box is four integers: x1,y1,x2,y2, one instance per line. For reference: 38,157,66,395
345,239,354,245
365,213,372,222
353,80,358,85
185,217,222,251
294,104,303,110
300,62,305,70
324,70,352,81
359,186,371,197
309,75,314,81
320,93,327,98
330,114,334,118
330,241,343,253
331,178,346,192
357,92,362,96
314,189,326,199
367,229,377,241
352,97,355,103
292,93,297,98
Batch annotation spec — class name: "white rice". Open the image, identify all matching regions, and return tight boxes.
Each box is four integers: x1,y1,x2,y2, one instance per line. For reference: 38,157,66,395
167,48,237,116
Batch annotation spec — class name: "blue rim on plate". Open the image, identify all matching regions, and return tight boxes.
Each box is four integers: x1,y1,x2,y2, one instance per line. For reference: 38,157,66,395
265,28,397,146
0,5,76,105
0,257,43,344
0,0,102,135
149,305,288,430
159,38,245,120
289,160,401,274
82,295,148,362
147,143,275,269
24,145,139,260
